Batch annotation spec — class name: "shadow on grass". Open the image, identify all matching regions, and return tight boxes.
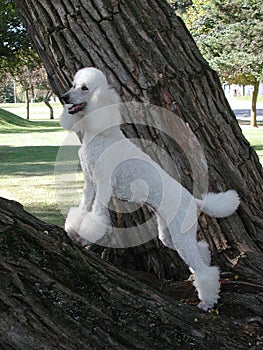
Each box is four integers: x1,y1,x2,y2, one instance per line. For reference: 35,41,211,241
0,122,62,134
0,128,63,134
0,108,62,133
0,145,79,176
238,120,263,126
26,203,65,227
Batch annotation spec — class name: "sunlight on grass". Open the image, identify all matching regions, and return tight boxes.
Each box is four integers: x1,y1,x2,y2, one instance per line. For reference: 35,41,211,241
0,105,262,228
0,108,83,227
241,126,263,164
0,101,62,121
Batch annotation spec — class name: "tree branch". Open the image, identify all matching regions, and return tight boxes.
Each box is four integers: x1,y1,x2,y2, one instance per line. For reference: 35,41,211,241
0,197,258,349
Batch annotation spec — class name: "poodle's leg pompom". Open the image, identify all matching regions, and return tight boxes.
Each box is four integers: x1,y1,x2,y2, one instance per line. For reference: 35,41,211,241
65,207,91,246
193,266,220,311
79,212,111,244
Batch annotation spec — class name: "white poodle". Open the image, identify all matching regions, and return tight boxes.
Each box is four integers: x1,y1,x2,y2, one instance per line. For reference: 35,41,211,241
60,67,240,310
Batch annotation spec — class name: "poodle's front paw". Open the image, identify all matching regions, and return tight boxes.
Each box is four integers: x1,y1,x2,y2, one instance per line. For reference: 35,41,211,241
65,207,92,246
65,207,85,236
79,212,111,244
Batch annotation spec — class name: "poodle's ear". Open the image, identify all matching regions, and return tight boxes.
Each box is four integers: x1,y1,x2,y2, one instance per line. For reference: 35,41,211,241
86,85,122,132
107,87,121,106
88,86,121,111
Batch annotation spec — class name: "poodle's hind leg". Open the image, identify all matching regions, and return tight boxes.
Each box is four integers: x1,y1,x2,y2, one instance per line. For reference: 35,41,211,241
158,218,220,310
197,240,211,266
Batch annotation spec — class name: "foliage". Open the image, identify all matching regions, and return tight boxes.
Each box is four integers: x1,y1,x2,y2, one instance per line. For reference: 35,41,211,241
0,81,13,102
169,0,193,11
0,0,50,104
182,0,263,85
0,0,39,78
0,0,28,58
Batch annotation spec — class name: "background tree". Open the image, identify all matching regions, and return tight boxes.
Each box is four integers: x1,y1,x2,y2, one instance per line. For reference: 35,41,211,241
0,80,14,103
0,0,54,118
0,0,40,82
169,0,193,11
182,0,263,127
30,66,55,119
12,54,42,119
0,0,28,62
5,0,263,346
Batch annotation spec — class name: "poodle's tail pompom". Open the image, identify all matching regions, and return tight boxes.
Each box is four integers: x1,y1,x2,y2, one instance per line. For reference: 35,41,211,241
200,190,240,218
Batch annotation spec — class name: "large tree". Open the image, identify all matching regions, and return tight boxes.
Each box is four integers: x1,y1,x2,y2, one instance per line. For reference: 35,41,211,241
3,0,263,346
0,197,257,349
182,0,263,127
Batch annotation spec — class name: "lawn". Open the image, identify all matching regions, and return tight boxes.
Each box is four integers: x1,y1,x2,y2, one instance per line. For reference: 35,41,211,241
0,101,62,120
0,105,262,228
240,125,263,162
0,107,83,227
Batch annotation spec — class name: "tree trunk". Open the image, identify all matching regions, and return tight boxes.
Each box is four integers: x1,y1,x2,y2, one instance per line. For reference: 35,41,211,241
14,0,263,299
251,80,259,127
13,80,17,104
0,197,261,349
25,88,30,119
44,90,54,119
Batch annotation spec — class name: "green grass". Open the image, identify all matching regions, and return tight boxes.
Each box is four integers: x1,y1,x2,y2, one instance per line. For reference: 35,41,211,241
0,107,62,133
0,101,62,121
240,125,263,162
229,95,263,103
0,105,262,228
0,108,82,227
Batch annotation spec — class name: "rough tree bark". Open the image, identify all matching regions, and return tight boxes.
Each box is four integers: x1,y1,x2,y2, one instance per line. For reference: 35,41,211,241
10,0,263,344
0,197,261,349
15,0,263,276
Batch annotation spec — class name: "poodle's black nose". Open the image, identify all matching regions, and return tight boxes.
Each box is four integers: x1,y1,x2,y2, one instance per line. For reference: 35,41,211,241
61,92,70,104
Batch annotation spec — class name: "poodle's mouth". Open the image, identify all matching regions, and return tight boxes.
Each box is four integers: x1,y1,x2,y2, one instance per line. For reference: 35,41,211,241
68,102,87,114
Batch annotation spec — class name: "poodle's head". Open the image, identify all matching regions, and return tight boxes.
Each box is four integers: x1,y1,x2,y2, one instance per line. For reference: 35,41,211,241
61,67,109,116
60,67,121,132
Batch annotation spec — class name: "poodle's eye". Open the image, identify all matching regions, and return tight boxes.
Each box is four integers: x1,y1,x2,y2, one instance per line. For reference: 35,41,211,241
81,86,89,91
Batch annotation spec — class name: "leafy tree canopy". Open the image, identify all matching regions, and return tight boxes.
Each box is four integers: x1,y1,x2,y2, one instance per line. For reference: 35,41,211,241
169,0,193,11
0,0,41,84
0,0,28,57
182,0,263,85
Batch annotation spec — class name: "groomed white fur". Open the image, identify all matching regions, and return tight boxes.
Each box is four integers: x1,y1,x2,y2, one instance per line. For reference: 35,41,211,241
79,212,111,243
61,67,240,310
193,266,220,310
197,240,211,266
64,207,91,246
200,190,240,218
